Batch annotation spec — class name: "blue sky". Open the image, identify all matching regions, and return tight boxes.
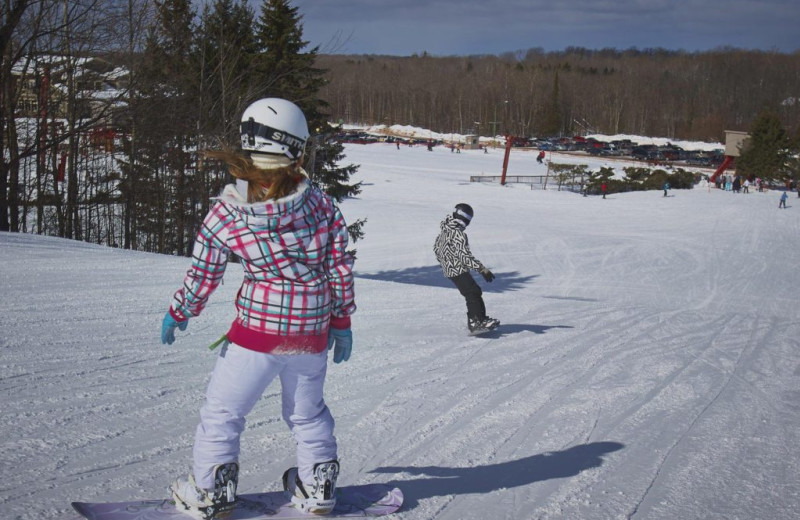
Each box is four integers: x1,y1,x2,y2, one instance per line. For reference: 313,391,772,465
286,0,800,56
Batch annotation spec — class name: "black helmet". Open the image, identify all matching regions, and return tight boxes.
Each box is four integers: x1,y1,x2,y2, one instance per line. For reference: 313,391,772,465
453,203,473,226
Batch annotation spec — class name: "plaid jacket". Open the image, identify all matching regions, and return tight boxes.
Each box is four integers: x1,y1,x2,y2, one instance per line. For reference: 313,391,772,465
169,178,355,354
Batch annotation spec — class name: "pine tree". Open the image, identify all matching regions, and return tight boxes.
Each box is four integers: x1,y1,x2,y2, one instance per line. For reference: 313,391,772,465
588,166,615,194
783,123,800,183
128,0,205,254
197,0,257,141
736,110,790,182
540,71,563,137
254,0,363,243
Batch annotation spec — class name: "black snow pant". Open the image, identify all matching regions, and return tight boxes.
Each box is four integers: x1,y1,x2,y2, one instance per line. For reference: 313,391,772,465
449,271,486,321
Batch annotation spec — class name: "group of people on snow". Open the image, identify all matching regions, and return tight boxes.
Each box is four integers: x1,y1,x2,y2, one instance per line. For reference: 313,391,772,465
713,173,797,208
159,98,499,518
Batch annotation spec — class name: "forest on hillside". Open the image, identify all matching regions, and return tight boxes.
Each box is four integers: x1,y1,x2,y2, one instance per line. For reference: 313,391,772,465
318,48,800,143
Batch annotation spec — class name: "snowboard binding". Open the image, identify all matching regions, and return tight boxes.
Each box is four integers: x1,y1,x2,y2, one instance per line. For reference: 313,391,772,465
172,462,238,519
283,460,339,514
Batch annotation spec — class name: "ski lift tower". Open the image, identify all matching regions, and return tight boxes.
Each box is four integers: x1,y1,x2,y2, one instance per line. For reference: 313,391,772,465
711,130,749,183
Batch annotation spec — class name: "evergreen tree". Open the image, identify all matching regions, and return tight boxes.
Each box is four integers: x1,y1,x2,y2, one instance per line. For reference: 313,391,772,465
736,109,790,182
588,166,615,194
253,0,326,144
197,0,257,141
253,0,323,106
128,0,205,254
254,0,363,243
540,71,563,137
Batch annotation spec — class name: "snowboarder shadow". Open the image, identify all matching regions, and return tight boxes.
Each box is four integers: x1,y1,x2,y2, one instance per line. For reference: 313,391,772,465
369,441,624,511
476,323,574,338
356,265,537,293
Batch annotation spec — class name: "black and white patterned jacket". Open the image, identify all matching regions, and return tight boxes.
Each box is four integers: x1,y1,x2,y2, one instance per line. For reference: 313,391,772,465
434,215,485,278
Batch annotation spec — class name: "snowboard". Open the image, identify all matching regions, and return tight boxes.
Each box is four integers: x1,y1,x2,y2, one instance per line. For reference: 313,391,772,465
72,484,402,520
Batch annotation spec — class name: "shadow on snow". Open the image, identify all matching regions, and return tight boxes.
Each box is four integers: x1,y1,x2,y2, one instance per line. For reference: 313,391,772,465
474,323,575,338
370,441,625,511
355,265,538,293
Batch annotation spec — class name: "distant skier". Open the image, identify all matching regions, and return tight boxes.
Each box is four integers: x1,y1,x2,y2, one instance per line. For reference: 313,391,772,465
537,150,545,164
602,182,607,199
663,181,670,197
779,190,788,208
161,98,355,518
434,203,499,334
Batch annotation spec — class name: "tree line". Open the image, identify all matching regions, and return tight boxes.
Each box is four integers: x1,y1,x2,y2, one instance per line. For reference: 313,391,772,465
318,47,800,143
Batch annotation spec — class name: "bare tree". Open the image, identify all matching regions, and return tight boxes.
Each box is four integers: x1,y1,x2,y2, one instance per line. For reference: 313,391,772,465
317,48,799,143
1,0,140,235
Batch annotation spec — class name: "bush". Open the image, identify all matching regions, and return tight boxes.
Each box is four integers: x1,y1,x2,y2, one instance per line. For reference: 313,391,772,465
587,166,701,195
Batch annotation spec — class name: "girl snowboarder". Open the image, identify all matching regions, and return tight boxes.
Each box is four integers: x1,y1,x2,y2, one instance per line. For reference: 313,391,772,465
161,98,355,518
434,203,499,334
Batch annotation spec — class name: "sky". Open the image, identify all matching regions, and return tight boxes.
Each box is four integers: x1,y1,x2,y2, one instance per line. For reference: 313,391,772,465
3,134,799,520
287,0,800,56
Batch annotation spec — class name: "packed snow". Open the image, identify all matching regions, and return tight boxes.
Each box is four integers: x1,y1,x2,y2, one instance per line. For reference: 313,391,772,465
1,142,799,520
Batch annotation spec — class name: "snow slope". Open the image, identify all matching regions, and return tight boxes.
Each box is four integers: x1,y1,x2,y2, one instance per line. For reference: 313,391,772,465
1,144,799,520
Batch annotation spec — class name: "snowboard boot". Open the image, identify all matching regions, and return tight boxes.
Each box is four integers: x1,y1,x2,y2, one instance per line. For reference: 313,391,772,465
468,317,499,335
282,460,339,514
171,462,238,519
468,318,487,334
481,317,500,330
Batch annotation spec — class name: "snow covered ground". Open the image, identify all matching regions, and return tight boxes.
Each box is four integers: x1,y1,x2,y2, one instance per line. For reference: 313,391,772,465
2,143,799,520
348,124,725,152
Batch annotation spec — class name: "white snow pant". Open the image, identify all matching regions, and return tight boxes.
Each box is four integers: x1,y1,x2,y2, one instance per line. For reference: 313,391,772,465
192,343,337,489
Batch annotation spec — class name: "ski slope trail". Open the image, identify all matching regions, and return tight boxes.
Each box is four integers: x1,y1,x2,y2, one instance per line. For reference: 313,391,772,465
2,143,799,519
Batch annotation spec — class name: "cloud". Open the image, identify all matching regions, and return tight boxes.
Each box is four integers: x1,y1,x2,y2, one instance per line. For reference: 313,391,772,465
288,0,800,55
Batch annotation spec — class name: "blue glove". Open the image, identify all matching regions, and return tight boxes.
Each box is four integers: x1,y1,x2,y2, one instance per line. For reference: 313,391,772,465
327,328,353,364
161,311,188,345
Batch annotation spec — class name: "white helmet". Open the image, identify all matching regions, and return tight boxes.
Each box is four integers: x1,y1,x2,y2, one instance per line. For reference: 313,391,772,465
240,98,309,161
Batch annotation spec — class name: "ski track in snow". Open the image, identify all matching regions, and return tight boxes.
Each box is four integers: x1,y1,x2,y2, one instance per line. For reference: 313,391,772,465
1,143,799,520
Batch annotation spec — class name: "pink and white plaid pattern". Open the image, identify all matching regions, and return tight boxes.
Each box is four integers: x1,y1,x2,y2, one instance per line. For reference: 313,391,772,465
170,180,355,353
